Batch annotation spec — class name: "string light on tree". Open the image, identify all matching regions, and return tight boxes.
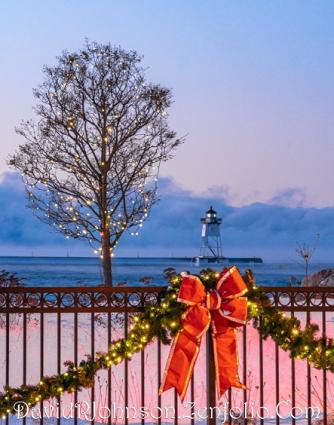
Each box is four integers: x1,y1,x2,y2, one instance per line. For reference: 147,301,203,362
9,40,182,286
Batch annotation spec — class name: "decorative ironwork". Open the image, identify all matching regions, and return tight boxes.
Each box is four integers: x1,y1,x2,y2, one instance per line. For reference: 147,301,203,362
263,286,334,311
1,286,334,313
0,284,334,425
0,286,164,313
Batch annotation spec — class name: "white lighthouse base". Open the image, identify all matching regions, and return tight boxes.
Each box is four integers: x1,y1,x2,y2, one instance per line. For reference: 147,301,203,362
192,256,263,266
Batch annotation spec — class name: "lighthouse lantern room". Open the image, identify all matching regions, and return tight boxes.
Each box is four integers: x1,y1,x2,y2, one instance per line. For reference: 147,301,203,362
200,206,222,259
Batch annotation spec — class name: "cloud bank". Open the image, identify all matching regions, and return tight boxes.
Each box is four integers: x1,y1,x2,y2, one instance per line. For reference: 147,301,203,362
0,173,333,261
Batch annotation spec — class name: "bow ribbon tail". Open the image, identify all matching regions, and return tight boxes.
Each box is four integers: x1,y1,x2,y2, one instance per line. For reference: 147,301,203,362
159,305,210,401
212,328,246,399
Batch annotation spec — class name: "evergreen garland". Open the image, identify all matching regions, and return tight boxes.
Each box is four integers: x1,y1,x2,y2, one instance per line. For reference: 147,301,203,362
0,268,333,418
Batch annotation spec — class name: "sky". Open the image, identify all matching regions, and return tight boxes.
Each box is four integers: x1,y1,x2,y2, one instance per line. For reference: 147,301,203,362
0,1,333,259
0,172,333,261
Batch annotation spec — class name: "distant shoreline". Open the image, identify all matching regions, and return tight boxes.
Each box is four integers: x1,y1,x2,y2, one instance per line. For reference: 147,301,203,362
0,255,194,259
0,256,332,265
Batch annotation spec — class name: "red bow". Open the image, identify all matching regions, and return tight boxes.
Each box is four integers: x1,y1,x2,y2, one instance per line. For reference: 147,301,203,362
160,266,248,401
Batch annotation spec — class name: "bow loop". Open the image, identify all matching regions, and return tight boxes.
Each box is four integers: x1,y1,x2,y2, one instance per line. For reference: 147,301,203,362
217,298,248,329
217,266,248,299
177,275,206,305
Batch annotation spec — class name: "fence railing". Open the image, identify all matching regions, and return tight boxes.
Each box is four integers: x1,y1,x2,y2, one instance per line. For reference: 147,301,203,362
0,286,333,425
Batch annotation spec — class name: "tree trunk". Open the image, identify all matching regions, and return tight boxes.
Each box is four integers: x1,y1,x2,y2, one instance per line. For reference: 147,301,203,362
102,230,112,286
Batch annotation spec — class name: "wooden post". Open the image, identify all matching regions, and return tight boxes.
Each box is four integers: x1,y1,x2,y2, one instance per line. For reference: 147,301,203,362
206,332,216,425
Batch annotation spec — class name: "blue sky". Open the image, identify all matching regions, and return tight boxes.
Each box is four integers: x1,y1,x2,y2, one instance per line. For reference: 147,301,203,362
0,1,333,258
1,1,334,206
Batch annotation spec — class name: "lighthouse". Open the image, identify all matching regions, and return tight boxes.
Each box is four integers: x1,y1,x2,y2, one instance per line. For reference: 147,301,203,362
200,206,222,259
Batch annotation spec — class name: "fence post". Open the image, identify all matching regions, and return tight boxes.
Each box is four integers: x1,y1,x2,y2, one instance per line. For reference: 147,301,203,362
206,331,216,425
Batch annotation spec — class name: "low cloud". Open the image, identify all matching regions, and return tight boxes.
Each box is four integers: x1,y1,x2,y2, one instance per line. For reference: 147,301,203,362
0,172,83,255
0,173,333,261
269,188,307,208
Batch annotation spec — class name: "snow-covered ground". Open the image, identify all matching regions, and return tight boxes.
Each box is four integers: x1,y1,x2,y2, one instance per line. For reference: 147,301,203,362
1,310,333,424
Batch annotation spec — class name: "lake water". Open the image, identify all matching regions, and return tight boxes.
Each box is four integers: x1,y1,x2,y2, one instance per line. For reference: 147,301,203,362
0,256,333,287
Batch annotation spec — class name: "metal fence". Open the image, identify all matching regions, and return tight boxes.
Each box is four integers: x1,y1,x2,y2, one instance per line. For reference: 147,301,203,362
0,286,333,425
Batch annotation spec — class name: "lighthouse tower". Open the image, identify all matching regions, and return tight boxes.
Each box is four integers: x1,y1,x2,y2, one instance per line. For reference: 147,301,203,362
200,206,223,259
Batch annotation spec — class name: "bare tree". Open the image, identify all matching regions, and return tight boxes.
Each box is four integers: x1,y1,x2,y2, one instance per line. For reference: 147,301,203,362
9,41,181,286
296,234,320,279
